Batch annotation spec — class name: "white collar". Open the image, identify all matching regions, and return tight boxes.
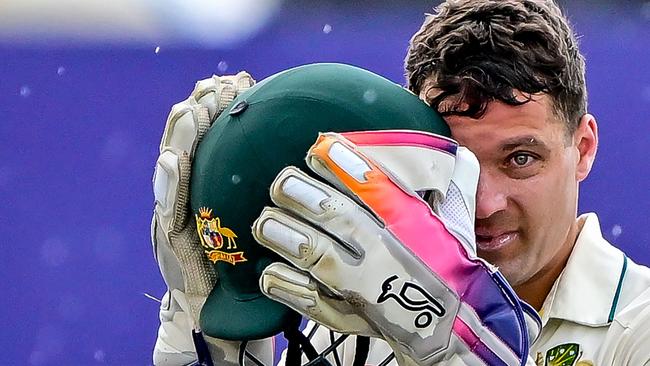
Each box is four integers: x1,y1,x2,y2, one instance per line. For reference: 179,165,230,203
540,213,627,327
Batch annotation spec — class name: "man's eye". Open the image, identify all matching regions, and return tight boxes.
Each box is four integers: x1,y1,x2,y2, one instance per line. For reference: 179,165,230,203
510,153,534,167
504,152,541,178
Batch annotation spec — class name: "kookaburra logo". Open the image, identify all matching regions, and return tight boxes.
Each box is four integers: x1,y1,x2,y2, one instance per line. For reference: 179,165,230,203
377,275,445,328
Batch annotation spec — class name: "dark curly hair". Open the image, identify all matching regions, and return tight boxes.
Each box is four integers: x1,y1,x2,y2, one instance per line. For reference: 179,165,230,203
405,0,587,133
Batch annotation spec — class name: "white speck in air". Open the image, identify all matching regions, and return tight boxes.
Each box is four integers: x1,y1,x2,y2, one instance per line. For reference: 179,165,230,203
155,46,161,54
93,349,106,362
611,224,623,238
143,293,162,303
231,174,242,184
218,60,229,73
20,85,31,97
57,66,66,76
323,24,332,34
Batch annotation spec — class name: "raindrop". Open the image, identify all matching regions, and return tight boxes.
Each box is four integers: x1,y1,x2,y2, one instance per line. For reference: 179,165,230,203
57,66,66,76
218,60,228,73
20,85,31,97
40,238,69,267
323,24,332,34
231,174,242,184
93,349,106,362
611,224,623,238
155,46,161,54
363,89,377,104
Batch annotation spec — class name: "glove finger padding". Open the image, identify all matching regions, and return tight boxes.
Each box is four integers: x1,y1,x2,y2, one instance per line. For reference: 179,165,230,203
253,131,532,366
152,72,257,365
153,72,256,323
153,102,215,325
260,262,375,336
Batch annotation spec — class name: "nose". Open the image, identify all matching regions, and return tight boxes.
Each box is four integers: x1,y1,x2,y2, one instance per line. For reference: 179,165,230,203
475,170,507,220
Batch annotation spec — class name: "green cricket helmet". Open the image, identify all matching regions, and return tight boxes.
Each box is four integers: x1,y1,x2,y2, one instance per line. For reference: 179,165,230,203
190,63,451,341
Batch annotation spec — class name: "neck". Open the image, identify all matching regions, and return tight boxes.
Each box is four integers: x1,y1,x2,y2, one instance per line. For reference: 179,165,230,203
513,218,584,310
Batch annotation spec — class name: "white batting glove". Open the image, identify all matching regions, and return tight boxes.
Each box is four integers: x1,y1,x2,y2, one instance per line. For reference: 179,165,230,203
253,131,537,365
152,71,275,365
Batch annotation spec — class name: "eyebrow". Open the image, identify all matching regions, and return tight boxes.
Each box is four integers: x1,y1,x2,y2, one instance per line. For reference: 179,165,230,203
500,136,550,153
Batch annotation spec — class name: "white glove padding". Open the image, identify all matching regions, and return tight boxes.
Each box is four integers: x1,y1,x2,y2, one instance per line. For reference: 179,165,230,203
253,131,535,366
152,71,275,365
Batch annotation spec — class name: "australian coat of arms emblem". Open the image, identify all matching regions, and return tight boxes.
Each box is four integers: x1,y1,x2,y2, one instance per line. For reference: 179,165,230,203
195,207,246,265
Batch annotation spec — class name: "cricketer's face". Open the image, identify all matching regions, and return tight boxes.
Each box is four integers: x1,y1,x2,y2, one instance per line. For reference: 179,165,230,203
424,92,597,298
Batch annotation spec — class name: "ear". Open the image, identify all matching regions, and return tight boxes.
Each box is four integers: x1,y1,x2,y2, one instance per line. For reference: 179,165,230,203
574,113,598,182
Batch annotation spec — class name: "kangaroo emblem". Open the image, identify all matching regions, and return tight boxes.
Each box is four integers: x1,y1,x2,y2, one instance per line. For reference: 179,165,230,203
377,275,446,328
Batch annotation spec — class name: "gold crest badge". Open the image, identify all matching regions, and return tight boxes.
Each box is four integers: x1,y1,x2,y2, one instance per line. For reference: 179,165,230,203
195,207,246,265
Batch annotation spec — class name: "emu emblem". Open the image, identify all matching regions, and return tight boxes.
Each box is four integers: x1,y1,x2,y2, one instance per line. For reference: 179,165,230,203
377,275,445,328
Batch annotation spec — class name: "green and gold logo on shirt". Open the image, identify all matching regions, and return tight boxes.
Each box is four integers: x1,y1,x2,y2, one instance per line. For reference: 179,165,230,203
537,343,593,366
545,343,580,366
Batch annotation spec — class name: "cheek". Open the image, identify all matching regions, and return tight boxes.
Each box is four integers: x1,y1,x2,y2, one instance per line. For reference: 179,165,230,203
543,155,579,215
506,172,552,215
511,159,578,248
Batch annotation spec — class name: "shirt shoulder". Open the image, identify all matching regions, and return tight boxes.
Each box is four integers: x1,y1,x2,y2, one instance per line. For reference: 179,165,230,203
613,256,650,322
597,285,650,365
